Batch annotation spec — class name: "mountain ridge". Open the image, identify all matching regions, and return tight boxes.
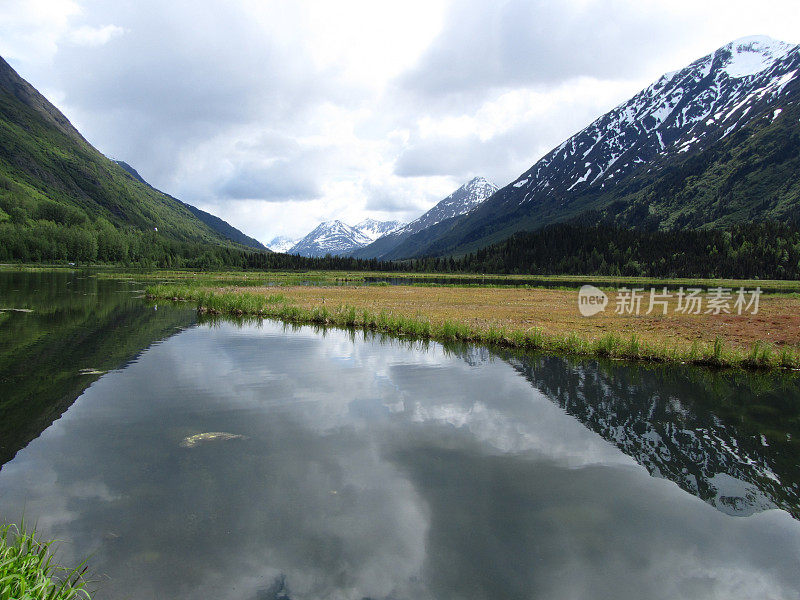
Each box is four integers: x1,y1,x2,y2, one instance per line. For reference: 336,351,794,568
0,55,269,264
114,160,267,250
387,36,800,258
286,218,404,257
352,176,498,259
267,235,298,253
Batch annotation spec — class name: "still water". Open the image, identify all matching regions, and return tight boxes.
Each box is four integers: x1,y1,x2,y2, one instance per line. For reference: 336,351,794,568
1,271,799,599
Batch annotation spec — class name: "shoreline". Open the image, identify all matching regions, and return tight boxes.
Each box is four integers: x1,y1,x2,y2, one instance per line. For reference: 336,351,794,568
146,284,800,373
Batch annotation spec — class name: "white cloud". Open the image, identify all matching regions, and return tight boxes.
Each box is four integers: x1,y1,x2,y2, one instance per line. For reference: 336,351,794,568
67,24,124,46
1,0,799,244
0,0,80,64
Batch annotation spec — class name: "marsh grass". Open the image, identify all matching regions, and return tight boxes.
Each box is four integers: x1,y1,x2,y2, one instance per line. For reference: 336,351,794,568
147,284,800,372
0,521,91,600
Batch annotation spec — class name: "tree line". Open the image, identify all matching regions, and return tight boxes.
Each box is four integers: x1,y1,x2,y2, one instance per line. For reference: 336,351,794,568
2,215,799,280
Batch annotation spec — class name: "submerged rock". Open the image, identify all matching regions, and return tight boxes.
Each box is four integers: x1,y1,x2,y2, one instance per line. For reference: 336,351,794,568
180,432,246,448
78,368,106,375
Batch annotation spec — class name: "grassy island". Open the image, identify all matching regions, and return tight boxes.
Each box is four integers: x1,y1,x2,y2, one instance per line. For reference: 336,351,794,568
145,272,800,371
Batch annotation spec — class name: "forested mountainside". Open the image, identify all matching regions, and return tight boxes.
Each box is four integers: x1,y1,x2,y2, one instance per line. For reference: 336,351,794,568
0,56,267,266
389,36,800,259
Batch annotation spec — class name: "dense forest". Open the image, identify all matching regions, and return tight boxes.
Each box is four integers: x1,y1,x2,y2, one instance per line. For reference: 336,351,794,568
3,205,800,279
0,215,257,268
452,220,800,279
220,220,800,279
3,214,800,279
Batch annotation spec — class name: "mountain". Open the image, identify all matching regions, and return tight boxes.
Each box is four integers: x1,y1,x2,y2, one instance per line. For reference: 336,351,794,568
114,160,267,250
0,55,266,265
352,176,498,259
288,220,372,257
389,36,800,259
267,236,298,253
179,202,267,251
288,219,405,257
354,218,405,242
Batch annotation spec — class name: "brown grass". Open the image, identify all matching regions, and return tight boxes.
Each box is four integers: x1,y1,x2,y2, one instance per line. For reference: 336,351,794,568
218,284,800,352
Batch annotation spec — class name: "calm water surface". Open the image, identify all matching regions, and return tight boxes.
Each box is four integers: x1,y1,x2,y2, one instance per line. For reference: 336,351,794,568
1,271,799,600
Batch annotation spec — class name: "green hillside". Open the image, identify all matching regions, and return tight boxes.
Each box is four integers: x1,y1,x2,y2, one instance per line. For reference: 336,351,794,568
406,98,800,260
596,102,800,230
115,160,267,250
0,56,267,266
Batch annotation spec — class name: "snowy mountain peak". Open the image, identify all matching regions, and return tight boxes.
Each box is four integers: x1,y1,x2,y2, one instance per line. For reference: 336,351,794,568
288,218,406,257
504,35,800,202
461,176,497,189
718,35,795,78
355,218,405,242
350,176,499,259
289,220,371,257
267,236,298,253
463,176,497,195
397,176,498,236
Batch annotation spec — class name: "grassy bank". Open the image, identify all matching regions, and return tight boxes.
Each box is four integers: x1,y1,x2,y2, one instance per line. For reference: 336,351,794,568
9,264,800,293
100,269,800,293
147,283,800,371
0,522,90,600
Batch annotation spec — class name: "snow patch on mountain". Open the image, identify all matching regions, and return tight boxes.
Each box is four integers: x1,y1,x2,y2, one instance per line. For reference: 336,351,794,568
288,219,406,257
355,218,405,242
721,35,794,78
267,236,298,253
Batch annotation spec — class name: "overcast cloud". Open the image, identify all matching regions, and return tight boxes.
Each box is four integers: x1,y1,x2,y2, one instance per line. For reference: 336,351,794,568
1,0,798,243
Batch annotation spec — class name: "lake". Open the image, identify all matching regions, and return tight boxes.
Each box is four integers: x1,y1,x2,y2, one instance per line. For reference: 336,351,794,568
1,270,799,599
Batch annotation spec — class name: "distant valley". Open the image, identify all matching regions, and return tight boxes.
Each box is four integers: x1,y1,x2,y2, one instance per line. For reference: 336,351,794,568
279,177,497,258
1,35,798,272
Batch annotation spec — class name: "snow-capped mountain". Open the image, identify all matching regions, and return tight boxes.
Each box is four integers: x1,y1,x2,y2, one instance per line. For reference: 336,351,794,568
510,35,796,200
267,236,298,253
289,220,370,257
287,219,405,256
393,35,800,258
352,177,498,259
402,176,497,235
354,219,405,242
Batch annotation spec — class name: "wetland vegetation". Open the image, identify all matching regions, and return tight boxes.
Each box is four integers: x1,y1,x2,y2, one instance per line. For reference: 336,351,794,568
145,271,800,371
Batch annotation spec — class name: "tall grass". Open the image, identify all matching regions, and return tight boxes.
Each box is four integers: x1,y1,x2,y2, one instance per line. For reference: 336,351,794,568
147,285,800,372
0,521,91,600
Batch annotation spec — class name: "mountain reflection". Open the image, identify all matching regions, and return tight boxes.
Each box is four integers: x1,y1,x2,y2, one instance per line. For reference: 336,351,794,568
1,292,799,599
481,348,800,517
0,270,194,468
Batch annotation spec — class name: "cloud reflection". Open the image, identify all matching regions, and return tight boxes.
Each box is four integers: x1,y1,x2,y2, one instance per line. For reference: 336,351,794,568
0,320,798,599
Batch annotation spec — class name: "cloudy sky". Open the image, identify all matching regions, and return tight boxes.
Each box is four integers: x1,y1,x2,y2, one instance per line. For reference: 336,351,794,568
1,0,798,244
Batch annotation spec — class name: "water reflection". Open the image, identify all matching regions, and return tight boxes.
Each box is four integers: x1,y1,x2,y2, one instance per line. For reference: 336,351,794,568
497,351,800,517
1,276,799,599
0,271,194,467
